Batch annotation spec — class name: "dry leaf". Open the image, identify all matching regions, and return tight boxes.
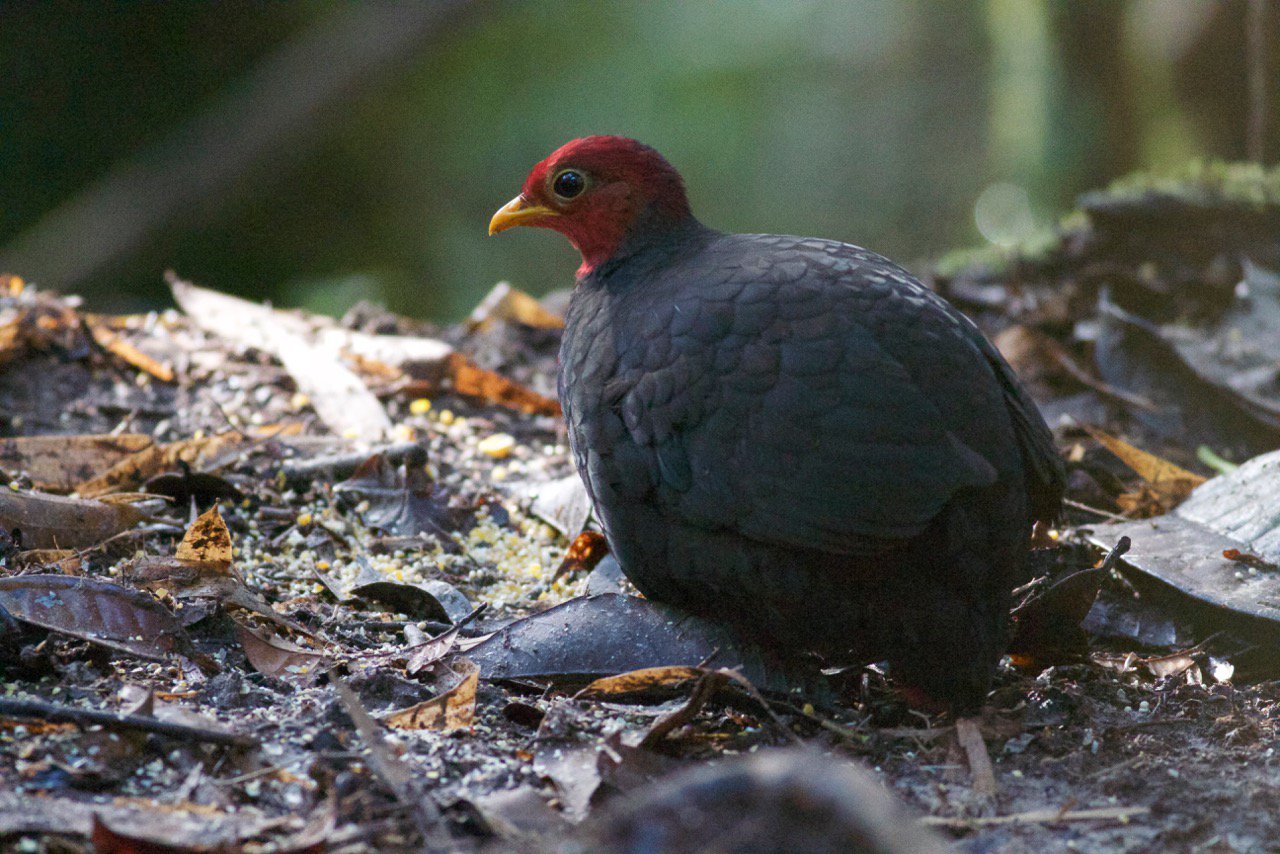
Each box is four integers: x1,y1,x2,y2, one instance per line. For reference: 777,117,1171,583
0,488,147,549
170,276,393,439
466,282,564,332
578,666,705,698
554,531,610,580
0,434,155,493
77,431,247,498
175,507,233,569
86,318,175,383
383,658,479,731
236,623,331,682
444,352,561,417
1083,425,1205,513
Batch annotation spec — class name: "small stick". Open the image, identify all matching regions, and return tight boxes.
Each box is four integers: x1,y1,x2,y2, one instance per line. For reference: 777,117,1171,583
0,697,254,748
923,805,1149,829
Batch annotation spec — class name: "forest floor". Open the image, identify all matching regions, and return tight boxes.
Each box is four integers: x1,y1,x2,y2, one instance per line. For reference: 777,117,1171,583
3,164,1280,852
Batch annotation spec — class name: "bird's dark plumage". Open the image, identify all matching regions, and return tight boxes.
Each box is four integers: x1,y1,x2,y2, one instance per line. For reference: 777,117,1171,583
494,137,1064,712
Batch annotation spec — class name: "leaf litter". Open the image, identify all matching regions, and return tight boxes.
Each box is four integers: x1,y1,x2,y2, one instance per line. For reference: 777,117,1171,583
4,169,1280,850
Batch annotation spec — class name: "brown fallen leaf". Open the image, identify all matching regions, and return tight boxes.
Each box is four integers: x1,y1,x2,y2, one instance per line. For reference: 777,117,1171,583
0,488,147,549
554,531,610,580
466,282,565,332
176,506,234,568
85,317,176,383
383,658,479,732
16,548,82,574
443,352,562,417
1083,424,1205,515
126,508,309,635
77,431,248,498
0,434,155,493
577,666,706,699
236,623,331,682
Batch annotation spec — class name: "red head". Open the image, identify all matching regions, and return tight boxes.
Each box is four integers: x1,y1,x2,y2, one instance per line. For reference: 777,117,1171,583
489,136,694,276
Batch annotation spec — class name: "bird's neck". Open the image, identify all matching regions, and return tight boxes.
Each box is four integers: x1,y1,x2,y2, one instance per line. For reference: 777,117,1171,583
576,203,707,280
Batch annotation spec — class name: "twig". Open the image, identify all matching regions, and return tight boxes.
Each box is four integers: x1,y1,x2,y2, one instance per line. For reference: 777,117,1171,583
923,805,1149,829
954,717,997,799
1064,498,1130,523
640,670,728,748
331,676,449,849
0,697,255,748
716,667,804,746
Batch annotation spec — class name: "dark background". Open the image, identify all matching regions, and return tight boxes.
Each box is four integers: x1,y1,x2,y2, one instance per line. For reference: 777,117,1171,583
0,0,1273,320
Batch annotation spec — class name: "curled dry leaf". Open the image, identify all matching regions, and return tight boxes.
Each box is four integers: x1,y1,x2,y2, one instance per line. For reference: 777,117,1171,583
0,434,155,493
236,623,331,682
383,658,479,732
0,488,146,549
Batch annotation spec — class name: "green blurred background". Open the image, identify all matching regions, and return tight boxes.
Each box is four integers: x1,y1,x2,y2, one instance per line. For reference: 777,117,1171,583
0,0,1273,320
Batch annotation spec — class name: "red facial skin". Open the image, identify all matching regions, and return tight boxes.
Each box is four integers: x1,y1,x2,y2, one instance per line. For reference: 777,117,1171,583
515,136,694,276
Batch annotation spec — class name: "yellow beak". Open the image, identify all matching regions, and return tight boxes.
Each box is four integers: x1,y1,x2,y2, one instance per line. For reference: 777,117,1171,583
488,195,559,235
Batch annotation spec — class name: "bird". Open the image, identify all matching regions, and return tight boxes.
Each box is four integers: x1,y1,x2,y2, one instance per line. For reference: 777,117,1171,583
490,136,1064,715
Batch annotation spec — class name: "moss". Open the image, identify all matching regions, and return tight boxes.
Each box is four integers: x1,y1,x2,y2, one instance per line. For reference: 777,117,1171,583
934,161,1279,279
1096,160,1280,209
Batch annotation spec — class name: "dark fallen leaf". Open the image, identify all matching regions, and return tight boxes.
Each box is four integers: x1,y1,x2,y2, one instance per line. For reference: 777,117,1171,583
1088,448,1280,643
462,786,570,843
1080,588,1195,649
465,593,833,705
351,580,453,623
1094,288,1280,457
144,464,243,508
334,452,473,543
584,554,627,596
0,574,192,663
533,737,603,823
575,748,946,854
1007,539,1124,668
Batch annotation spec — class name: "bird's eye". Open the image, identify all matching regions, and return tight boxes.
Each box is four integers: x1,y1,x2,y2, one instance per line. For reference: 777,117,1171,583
552,169,586,200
